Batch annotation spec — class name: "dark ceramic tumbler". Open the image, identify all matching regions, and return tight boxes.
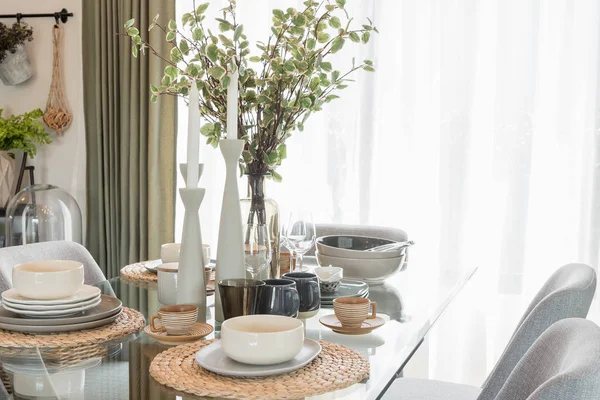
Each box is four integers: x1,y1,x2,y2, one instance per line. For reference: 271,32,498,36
218,279,265,320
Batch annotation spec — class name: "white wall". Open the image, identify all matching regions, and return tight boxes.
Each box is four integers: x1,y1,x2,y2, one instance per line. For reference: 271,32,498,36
0,0,86,227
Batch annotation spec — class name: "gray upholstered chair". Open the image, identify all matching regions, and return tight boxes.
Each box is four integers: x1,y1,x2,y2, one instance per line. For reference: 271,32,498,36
0,241,106,292
308,223,408,256
382,263,597,399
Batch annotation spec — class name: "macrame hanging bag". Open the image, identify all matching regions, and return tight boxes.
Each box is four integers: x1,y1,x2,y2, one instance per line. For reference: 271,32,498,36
43,24,72,135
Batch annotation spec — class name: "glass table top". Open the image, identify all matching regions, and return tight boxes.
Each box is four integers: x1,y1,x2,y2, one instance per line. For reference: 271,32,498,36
0,262,477,400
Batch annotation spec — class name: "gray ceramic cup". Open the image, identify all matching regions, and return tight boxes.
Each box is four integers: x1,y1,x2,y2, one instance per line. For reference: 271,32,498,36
218,279,265,320
256,279,300,318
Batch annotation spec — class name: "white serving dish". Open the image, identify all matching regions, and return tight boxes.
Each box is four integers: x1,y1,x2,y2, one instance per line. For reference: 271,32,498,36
195,338,321,377
12,260,84,300
316,251,406,284
2,285,101,306
220,315,304,365
316,235,406,259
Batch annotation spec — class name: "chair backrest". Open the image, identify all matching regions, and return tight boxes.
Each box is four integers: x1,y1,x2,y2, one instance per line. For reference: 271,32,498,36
478,263,597,399
495,318,600,400
308,223,408,256
0,241,106,292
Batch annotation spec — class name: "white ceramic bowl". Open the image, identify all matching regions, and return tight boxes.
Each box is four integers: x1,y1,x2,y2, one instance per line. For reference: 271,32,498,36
12,260,84,300
316,235,406,259
221,315,304,365
316,251,406,284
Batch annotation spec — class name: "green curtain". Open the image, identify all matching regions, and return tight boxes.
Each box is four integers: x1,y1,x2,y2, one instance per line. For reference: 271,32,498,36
82,0,177,278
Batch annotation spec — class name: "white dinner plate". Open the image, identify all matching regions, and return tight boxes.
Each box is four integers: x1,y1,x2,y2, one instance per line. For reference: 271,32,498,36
3,297,102,318
143,260,162,273
2,294,101,311
195,338,321,377
0,309,122,333
2,285,101,306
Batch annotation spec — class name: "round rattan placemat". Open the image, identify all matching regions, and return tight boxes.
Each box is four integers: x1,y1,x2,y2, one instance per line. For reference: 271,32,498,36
0,307,144,348
150,339,370,399
120,262,158,283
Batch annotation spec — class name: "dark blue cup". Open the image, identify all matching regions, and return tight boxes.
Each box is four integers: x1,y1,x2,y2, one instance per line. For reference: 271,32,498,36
282,272,321,318
256,279,300,318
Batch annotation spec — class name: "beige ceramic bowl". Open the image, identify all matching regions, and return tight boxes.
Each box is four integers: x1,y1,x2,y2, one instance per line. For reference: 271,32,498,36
316,235,406,259
316,251,406,284
221,315,304,365
12,260,84,300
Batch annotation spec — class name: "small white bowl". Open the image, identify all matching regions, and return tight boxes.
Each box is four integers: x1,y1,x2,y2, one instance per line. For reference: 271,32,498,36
316,251,406,284
221,315,304,365
12,260,84,300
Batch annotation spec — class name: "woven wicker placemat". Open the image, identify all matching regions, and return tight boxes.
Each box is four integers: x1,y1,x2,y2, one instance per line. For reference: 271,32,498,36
0,307,144,348
120,262,158,283
150,339,370,399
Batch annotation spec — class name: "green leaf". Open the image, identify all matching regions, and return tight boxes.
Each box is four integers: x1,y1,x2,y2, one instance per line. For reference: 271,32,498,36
131,46,138,57
331,37,345,53
150,84,158,93
271,170,283,183
170,47,182,63
127,27,139,36
349,32,360,43
168,20,177,31
206,44,218,62
166,31,176,41
233,25,244,41
249,56,261,62
192,28,204,41
364,59,373,66
266,151,279,166
320,61,332,72
221,75,231,89
273,9,285,20
278,143,287,159
292,13,307,26
208,66,226,80
219,34,234,48
325,94,340,102
329,16,341,28
363,65,375,72
150,94,158,103
124,19,135,29
335,0,346,8
242,150,253,163
317,33,330,43
300,97,312,108
153,13,160,23
165,65,178,79
200,123,214,136
362,31,371,44
179,40,189,54
307,38,316,50
196,3,209,14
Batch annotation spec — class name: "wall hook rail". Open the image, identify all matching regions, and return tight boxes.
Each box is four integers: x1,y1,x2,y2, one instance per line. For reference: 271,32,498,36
0,8,73,24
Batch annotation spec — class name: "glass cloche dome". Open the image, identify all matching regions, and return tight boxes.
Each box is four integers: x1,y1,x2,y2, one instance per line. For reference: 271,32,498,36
5,184,82,246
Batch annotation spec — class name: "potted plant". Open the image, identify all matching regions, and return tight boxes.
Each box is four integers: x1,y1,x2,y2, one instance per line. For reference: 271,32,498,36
125,0,376,274
0,109,51,206
0,22,34,86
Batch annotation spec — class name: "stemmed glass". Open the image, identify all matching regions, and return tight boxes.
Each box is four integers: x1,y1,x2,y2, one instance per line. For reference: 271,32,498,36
244,224,272,280
282,212,316,272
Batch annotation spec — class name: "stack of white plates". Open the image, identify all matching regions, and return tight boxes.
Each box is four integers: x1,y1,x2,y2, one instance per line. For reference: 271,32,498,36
1,285,102,318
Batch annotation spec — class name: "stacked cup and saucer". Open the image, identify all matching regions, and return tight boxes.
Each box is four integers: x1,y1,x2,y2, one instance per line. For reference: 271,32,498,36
0,261,122,333
319,296,385,335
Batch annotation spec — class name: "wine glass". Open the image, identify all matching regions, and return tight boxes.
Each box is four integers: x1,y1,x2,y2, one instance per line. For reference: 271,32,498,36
244,224,272,280
283,212,316,272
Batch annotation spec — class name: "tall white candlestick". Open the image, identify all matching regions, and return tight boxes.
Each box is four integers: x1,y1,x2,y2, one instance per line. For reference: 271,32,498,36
186,81,200,188
226,71,239,140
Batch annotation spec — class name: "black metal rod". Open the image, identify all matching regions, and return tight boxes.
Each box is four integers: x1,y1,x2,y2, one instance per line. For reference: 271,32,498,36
0,8,73,24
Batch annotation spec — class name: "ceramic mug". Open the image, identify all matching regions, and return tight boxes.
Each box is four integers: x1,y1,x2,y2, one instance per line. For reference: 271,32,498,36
161,243,181,263
218,279,265,320
282,272,321,318
256,279,300,318
333,297,377,328
150,304,198,335
156,262,178,305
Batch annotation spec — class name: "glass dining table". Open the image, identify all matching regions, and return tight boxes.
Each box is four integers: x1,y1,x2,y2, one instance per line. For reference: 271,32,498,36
0,259,477,400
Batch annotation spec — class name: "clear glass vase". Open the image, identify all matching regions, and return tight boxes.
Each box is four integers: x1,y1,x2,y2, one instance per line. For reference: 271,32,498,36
240,174,280,279
5,184,82,246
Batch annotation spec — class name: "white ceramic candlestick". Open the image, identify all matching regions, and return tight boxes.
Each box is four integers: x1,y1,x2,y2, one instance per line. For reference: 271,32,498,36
177,187,206,322
215,139,246,322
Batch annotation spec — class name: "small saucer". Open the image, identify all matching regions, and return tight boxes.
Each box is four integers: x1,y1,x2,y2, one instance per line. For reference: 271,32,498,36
144,322,213,345
319,314,385,335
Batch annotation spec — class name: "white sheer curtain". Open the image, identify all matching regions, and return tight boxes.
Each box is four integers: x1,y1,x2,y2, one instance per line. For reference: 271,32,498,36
176,0,600,383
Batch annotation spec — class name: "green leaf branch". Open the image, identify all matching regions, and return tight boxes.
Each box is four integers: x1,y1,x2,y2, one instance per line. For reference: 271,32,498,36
124,0,376,180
